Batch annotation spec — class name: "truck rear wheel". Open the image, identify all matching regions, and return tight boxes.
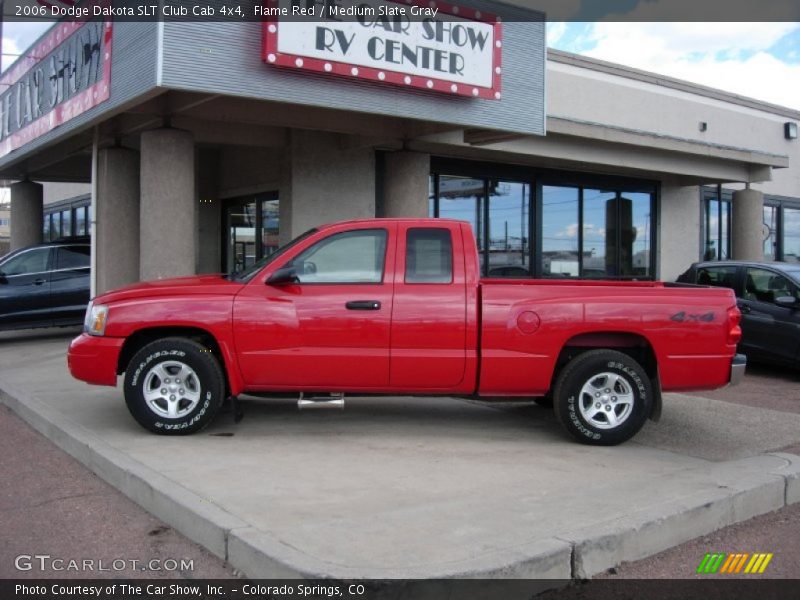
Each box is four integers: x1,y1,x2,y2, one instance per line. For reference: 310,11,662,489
553,349,652,446
123,338,225,435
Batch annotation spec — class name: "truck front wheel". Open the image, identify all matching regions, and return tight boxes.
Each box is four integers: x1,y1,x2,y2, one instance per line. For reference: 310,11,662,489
123,338,225,435
553,349,652,446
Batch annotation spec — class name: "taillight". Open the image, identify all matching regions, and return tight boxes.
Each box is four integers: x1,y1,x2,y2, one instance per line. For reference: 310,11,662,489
727,306,742,345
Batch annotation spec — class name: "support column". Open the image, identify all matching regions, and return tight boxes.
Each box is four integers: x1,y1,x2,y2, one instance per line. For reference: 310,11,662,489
658,184,701,281
284,130,375,238
732,188,764,261
96,147,140,294
9,180,43,250
140,128,196,280
381,151,430,218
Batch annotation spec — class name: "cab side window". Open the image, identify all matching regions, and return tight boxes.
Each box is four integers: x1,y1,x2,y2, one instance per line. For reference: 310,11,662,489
696,266,738,293
290,229,387,284
405,228,453,284
744,268,798,304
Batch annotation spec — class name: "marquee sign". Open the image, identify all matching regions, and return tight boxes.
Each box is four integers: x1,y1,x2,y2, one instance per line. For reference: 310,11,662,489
0,11,113,159
262,0,502,99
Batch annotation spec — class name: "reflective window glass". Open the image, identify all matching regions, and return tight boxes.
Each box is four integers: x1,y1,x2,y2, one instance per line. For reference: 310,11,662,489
703,195,732,261
291,229,387,284
488,181,530,278
763,205,777,261
696,265,738,291
61,210,71,238
582,189,615,278
625,192,653,278
745,267,798,303
51,213,61,241
261,199,280,257
406,228,452,284
56,246,90,270
542,186,579,277
784,208,800,263
437,176,486,273
1,248,50,275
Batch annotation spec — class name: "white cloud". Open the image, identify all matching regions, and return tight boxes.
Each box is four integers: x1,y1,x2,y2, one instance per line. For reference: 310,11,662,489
546,22,567,47
2,21,55,70
579,22,800,110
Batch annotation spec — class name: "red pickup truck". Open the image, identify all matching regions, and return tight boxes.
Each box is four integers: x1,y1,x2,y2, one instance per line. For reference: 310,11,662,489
68,218,745,445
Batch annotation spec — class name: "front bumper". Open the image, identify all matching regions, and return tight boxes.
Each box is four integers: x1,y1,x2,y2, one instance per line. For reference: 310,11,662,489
67,333,125,387
729,353,747,386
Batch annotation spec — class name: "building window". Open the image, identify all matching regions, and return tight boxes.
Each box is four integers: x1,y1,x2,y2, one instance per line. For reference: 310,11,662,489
783,207,800,263
61,209,71,238
75,206,88,236
488,181,531,277
429,163,656,279
702,187,731,261
223,193,279,274
542,186,652,279
542,185,579,277
763,204,778,261
51,212,61,241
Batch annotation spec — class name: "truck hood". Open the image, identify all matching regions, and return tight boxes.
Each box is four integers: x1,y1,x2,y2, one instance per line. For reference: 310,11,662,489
94,274,245,304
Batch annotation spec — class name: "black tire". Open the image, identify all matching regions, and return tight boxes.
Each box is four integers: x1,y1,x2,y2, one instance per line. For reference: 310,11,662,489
553,349,652,446
123,337,225,435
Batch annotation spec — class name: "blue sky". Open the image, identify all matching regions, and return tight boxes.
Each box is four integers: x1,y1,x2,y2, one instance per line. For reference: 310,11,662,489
547,22,800,109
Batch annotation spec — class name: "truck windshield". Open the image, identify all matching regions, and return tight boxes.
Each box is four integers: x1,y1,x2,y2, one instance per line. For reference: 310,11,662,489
231,228,318,282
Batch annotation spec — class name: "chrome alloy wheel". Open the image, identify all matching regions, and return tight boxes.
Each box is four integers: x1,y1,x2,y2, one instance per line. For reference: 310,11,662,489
142,361,202,419
577,372,635,429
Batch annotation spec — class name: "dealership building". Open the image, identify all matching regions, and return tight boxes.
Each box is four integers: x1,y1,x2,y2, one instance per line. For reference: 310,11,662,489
0,2,798,296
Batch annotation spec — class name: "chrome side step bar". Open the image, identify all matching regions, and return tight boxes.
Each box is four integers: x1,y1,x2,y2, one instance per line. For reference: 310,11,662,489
298,392,345,410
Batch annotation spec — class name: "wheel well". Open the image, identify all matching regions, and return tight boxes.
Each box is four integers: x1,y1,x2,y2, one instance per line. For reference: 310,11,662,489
117,327,227,384
552,332,659,388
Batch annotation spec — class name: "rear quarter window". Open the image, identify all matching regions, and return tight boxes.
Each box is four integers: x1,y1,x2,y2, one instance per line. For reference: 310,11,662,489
695,266,738,292
405,228,453,284
56,246,90,270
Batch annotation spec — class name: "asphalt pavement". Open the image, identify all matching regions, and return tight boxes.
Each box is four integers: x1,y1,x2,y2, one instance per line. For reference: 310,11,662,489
0,400,237,579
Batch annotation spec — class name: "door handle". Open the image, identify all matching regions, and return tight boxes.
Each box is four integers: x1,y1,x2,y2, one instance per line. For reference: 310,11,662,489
738,304,751,314
34,278,46,286
346,300,381,311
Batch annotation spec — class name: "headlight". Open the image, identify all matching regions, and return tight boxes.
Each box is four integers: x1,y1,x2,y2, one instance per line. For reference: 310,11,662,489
84,302,109,336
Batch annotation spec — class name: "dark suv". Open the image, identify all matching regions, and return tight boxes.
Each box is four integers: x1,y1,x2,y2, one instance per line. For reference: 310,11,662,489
677,260,800,367
0,238,90,331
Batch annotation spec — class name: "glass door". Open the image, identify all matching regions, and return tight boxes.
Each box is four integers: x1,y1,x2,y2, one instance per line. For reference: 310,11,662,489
223,193,280,274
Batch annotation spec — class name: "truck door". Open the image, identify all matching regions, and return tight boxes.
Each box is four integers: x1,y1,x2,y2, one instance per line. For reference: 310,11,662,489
233,224,396,389
389,224,467,389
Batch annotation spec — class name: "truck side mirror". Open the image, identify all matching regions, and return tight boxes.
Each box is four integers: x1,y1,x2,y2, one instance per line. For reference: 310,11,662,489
267,266,299,286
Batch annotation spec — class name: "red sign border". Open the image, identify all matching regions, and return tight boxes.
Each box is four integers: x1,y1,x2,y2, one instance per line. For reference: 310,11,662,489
0,10,113,159
262,0,503,100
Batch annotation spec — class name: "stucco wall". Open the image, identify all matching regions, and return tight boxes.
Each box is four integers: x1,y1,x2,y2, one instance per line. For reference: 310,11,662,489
659,185,702,281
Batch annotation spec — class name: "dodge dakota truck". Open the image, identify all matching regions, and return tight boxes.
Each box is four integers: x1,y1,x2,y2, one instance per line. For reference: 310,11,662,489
68,218,745,445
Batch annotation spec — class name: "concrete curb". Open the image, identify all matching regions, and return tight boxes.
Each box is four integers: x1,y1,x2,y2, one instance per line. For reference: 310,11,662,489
2,377,800,580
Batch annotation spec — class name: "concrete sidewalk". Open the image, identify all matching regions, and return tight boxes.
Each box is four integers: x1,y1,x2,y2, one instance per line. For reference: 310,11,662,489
1,327,799,580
